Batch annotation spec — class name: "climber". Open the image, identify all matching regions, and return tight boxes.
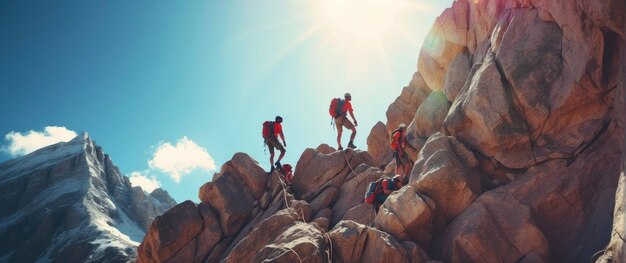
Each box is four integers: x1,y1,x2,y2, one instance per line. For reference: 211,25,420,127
329,93,358,150
390,123,418,178
262,116,287,173
280,163,294,185
364,175,406,212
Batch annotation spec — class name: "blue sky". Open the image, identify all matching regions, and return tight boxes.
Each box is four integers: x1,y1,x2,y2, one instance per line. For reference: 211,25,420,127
0,0,453,202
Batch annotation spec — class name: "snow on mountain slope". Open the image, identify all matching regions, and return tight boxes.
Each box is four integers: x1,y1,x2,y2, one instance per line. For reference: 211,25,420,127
0,133,176,262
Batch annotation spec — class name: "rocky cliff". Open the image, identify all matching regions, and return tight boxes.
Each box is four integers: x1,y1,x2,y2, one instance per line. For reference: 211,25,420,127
138,0,625,262
0,133,176,262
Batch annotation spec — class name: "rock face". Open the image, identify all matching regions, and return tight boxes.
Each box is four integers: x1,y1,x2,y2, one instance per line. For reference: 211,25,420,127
137,0,624,262
0,133,176,262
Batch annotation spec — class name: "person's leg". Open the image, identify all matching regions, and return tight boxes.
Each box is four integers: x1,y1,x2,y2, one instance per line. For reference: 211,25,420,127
335,117,344,149
349,127,357,146
277,148,285,163
267,142,275,172
342,117,357,148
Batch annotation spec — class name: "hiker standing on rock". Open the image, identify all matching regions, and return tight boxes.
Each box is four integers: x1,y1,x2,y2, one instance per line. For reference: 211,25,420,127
391,123,418,178
329,93,358,150
262,116,286,173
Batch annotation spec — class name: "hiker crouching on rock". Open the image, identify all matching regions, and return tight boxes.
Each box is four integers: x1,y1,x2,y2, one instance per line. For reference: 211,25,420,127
262,116,286,173
331,93,358,150
390,123,418,178
364,175,406,212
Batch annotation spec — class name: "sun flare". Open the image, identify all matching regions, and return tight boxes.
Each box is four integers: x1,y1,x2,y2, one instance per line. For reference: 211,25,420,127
319,0,401,41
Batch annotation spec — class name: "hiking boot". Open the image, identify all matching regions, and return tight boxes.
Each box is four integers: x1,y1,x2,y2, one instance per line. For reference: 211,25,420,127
275,161,282,168
337,146,343,151
269,165,275,174
347,142,357,149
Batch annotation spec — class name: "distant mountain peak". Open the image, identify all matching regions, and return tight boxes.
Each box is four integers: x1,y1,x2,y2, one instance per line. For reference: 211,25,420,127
0,132,176,262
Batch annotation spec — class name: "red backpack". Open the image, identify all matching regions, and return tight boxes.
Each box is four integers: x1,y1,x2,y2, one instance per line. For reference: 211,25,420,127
364,179,384,204
262,121,275,138
390,129,402,151
329,98,345,117
281,164,293,184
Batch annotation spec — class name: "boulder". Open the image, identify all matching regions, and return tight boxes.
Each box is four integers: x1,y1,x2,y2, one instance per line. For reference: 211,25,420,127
442,52,471,103
418,0,469,91
223,209,299,263
410,133,482,221
199,171,255,236
137,201,203,263
252,222,327,263
316,144,336,154
291,148,374,202
413,90,451,140
331,166,382,226
374,185,436,248
339,203,376,226
434,192,550,263
220,152,268,199
367,121,394,167
328,220,417,263
386,72,431,134
308,186,338,215
443,55,532,169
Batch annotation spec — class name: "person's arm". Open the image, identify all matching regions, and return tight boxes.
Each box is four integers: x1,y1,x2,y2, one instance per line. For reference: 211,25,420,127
279,132,286,146
349,110,358,127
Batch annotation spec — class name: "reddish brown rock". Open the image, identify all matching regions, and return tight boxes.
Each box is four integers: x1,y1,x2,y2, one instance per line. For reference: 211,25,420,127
444,56,533,169
200,171,255,236
331,166,382,226
597,173,626,263
418,0,469,91
328,220,420,263
251,222,327,263
308,186,338,215
367,121,394,167
386,72,431,134
413,90,451,140
223,209,299,263
137,201,203,263
315,143,336,154
374,185,436,248
291,148,374,202
442,52,471,103
340,203,376,226
220,152,268,199
410,133,482,221
435,192,550,263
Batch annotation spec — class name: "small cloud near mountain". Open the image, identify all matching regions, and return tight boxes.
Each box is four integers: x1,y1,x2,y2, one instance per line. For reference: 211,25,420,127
148,136,215,183
2,126,77,156
128,170,161,193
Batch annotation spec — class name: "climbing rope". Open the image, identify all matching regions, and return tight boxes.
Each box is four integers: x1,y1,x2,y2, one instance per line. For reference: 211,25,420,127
272,170,291,209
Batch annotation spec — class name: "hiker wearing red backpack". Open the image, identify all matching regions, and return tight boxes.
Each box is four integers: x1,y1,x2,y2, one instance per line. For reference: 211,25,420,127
262,116,287,173
364,175,405,212
329,93,358,150
390,123,418,177
280,164,293,185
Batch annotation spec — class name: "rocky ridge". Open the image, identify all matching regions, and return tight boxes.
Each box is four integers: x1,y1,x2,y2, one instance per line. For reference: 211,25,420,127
138,0,625,262
0,133,176,262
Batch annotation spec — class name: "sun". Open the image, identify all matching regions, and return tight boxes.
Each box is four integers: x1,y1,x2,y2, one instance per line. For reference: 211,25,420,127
319,0,402,42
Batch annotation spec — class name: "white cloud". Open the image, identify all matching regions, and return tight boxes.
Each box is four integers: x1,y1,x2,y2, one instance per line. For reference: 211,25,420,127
148,136,216,183
3,126,78,156
129,171,161,193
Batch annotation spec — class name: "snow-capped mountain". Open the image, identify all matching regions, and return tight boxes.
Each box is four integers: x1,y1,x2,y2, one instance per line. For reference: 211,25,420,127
0,133,176,262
